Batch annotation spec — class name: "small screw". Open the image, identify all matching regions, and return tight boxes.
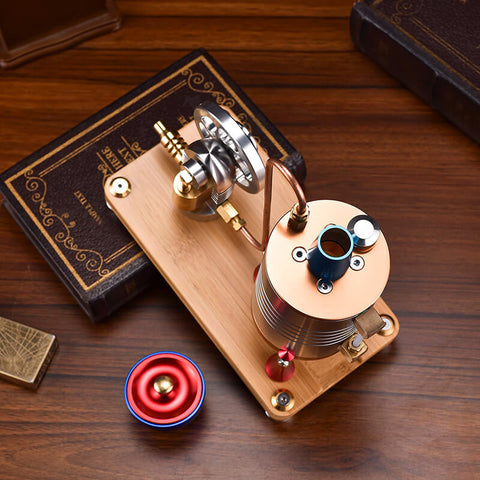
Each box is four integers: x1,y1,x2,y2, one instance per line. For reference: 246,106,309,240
350,255,365,271
277,392,290,406
317,279,333,294
109,177,131,198
379,315,395,336
271,389,295,412
277,358,290,368
292,247,307,262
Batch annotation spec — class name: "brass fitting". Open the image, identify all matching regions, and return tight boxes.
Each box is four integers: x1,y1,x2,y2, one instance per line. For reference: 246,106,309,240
287,203,309,233
271,389,295,412
172,172,212,211
217,201,246,232
353,307,385,339
154,121,187,165
338,332,368,363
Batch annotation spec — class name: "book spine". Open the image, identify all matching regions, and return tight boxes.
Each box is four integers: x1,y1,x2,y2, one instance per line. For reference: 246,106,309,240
350,2,480,145
1,197,157,322
89,263,159,322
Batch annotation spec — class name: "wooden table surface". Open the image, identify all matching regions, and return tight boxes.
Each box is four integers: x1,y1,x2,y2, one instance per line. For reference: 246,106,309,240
0,1,478,479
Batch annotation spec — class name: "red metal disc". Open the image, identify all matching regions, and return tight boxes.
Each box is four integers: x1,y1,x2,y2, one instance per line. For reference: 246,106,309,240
125,352,205,428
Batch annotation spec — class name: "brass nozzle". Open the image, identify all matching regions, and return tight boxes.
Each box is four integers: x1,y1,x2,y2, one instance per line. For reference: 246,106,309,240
154,121,187,165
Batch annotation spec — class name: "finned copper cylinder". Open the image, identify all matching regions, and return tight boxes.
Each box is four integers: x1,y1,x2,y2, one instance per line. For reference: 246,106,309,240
252,200,390,359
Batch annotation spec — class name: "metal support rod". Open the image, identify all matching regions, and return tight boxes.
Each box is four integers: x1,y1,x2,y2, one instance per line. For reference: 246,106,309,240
239,158,307,251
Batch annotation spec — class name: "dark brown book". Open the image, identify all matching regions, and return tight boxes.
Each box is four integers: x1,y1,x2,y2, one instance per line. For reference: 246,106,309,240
0,49,305,322
350,0,480,144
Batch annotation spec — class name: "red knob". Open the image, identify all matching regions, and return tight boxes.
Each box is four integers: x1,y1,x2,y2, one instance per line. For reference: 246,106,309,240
265,348,295,382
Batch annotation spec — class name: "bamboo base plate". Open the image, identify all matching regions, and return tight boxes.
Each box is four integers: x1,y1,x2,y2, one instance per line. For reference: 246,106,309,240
105,122,399,420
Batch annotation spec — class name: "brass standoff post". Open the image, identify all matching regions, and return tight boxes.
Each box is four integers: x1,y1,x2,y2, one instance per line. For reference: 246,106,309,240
154,121,187,165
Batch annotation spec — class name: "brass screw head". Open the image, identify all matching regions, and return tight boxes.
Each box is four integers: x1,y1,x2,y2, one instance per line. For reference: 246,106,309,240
379,315,396,336
271,389,295,412
153,375,174,395
109,177,131,198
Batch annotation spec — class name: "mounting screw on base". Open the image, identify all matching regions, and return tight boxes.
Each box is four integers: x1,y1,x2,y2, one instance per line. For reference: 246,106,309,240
271,389,295,412
109,177,131,198
379,315,396,336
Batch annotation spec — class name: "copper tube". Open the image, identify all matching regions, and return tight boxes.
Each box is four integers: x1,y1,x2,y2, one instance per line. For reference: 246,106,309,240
239,225,263,251
239,158,307,252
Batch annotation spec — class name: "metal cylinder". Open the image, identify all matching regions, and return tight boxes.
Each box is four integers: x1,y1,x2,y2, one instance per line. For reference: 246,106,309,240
252,200,390,359
253,263,356,358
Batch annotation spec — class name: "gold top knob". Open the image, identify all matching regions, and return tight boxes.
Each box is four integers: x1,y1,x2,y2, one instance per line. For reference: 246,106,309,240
153,375,174,395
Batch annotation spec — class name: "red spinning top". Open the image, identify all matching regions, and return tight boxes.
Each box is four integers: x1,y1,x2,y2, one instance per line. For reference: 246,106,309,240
124,352,205,428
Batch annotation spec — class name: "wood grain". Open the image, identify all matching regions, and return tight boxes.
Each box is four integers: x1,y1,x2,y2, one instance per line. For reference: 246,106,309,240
0,1,479,479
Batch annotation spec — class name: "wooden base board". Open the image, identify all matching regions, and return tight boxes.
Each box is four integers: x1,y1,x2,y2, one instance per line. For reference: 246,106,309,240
105,123,399,420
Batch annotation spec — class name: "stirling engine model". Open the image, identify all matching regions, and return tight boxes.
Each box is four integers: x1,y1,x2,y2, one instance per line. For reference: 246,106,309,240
106,103,398,422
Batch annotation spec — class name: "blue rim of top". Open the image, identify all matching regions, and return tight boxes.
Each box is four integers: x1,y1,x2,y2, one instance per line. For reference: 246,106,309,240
124,351,206,429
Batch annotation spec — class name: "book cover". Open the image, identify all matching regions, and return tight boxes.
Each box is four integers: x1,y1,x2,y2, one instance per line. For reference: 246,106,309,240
350,0,480,144
0,48,305,321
